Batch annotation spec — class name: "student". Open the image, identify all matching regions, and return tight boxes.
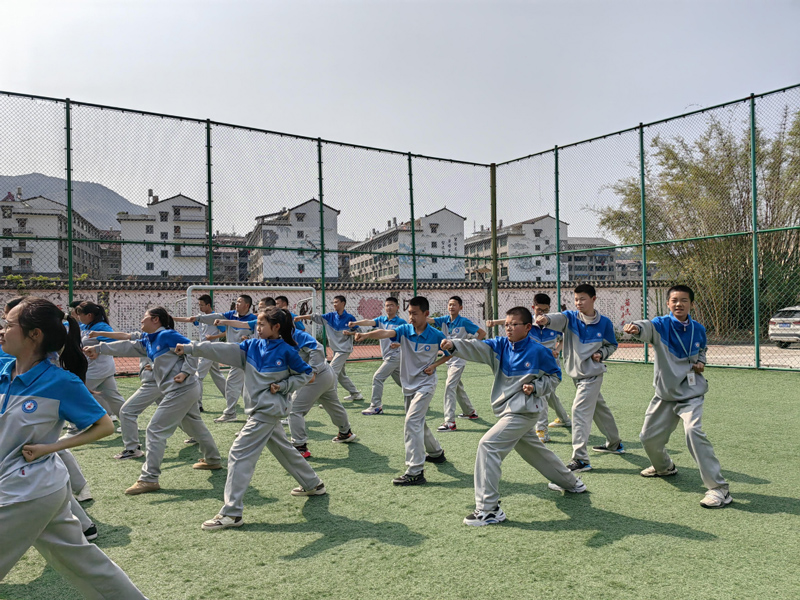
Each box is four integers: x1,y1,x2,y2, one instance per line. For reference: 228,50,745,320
355,296,447,486
258,297,277,311
191,295,257,422
0,298,146,598
623,285,731,508
429,296,486,432
346,297,406,415
487,293,571,441
213,313,357,458
173,294,227,410
296,295,362,400
85,307,222,495
174,307,326,531
443,306,586,525
75,301,126,421
535,284,624,472
276,295,304,331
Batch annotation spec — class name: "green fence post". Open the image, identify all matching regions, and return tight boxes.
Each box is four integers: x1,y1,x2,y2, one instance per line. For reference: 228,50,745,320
639,123,648,364
318,139,327,351
750,94,761,369
490,163,498,325
206,119,214,295
65,98,74,303
407,153,418,296
554,146,561,307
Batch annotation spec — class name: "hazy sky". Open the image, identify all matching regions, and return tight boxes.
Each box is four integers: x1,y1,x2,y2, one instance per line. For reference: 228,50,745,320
3,0,800,240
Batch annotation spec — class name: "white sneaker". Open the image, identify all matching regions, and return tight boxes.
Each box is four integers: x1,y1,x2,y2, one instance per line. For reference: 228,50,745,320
463,506,507,526
110,414,118,422
548,477,587,494
343,394,364,401
536,429,550,443
548,417,572,428
115,426,122,433
280,418,289,426
700,488,732,508
640,463,677,477
214,413,237,423
201,514,244,531
75,483,93,502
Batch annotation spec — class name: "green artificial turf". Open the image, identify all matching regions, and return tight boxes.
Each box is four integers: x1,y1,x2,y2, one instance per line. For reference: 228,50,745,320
3,362,798,599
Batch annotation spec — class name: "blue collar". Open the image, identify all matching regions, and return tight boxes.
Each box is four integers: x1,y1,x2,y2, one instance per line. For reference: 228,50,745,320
0,358,51,386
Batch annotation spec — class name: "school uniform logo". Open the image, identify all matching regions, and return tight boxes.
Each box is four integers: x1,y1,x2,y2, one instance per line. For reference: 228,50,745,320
525,362,531,368
424,345,431,351
596,333,602,338
156,345,161,351
695,342,700,348
22,400,38,413
276,360,283,366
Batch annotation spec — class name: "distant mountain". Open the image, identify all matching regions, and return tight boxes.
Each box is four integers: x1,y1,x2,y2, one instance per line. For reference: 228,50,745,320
0,173,145,230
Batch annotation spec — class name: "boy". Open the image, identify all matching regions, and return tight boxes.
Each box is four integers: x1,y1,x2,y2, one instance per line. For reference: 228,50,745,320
355,296,447,485
296,295,362,400
276,295,305,331
346,297,407,415
488,293,571,442
535,284,624,472
443,306,585,526
429,296,486,432
192,295,257,422
623,285,731,508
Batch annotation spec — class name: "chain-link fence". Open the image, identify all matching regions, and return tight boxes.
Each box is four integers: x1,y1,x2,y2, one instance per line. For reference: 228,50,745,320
1,84,798,370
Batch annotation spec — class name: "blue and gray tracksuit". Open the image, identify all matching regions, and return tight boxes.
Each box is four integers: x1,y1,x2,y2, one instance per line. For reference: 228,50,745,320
528,325,571,432
631,314,727,490
368,315,406,410
310,311,361,397
80,321,126,418
449,336,580,510
183,338,321,517
545,311,622,462
192,318,227,402
433,315,480,423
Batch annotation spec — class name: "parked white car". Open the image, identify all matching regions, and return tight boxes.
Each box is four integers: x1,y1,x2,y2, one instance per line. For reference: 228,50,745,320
768,306,800,349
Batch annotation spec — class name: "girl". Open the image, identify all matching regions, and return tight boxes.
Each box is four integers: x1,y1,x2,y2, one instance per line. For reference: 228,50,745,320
84,307,222,495
75,301,126,422
175,307,325,531
0,298,146,598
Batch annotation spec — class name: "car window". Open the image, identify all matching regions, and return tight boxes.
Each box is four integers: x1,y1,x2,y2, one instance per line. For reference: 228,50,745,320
773,310,800,319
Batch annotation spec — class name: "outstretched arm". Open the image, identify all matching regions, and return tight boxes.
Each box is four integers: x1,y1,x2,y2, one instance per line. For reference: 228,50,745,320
172,316,197,323
215,318,251,330
88,330,132,341
175,341,247,369
354,329,396,342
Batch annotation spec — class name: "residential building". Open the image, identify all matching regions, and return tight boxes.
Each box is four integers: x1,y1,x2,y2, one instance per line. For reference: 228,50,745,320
98,229,122,280
337,235,357,282
213,233,248,283
567,237,616,281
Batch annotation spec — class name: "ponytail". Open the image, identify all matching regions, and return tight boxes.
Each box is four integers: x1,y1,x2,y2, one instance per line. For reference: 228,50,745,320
262,307,297,347
147,306,174,330
61,314,88,382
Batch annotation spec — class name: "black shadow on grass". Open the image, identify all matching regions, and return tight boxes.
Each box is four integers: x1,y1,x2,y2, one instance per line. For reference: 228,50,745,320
242,494,427,559
0,567,83,600
726,492,800,515
505,490,718,547
89,518,134,549
306,443,396,475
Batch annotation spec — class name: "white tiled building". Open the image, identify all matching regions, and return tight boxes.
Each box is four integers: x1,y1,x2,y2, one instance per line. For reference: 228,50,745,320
246,199,339,281
116,194,207,280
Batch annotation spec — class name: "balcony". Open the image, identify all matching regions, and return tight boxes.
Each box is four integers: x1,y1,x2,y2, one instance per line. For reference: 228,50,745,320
173,232,207,241
174,249,206,258
12,246,33,254
11,227,33,234
174,215,206,222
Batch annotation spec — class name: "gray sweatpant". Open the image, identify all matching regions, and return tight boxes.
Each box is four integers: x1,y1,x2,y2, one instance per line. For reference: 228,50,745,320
571,375,621,462
221,365,246,417
640,395,728,490
442,362,476,423
57,449,87,495
196,358,227,403
221,416,322,518
370,358,401,409
86,375,125,418
120,381,162,451
404,390,443,476
289,367,350,446
69,495,92,531
535,388,571,432
329,352,360,396
475,412,579,510
139,382,221,483
0,485,147,599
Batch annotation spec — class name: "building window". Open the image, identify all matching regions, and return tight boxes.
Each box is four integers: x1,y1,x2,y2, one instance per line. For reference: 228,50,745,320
2,247,10,258
431,241,437,248
546,256,551,260
295,212,305,222
431,257,438,263
160,212,168,222
298,264,304,273
174,226,181,236
146,225,154,234
534,230,541,238
546,270,551,275
174,245,181,254
2,266,11,274
173,207,180,218
536,276,541,282
160,250,169,258
431,273,438,279
1,207,11,219
535,260,541,266
161,232,168,240
535,245,540,251
146,244,154,252
18,240,25,249
297,230,304,239
429,224,438,234
19,258,32,269
17,218,26,229
545,239,550,245
146,262,154,271
2,228,10,236
161,270,169,277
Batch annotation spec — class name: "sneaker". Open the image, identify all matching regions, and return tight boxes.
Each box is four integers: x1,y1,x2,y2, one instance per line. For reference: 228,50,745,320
463,506,507,526
457,412,479,420
214,413,237,423
110,414,118,422
536,429,551,443
567,459,592,473
437,421,456,432
114,447,144,460
295,444,311,459
425,451,446,464
291,482,327,496
198,403,205,413
280,418,289,426
125,480,161,495
700,488,733,509
193,458,223,470
548,477,587,493
184,437,198,445
548,417,572,428
392,472,427,486
115,426,122,433
333,430,357,443
83,524,98,541
640,463,678,478
361,406,384,415
75,483,93,503
343,394,364,401
592,442,626,454
201,514,244,531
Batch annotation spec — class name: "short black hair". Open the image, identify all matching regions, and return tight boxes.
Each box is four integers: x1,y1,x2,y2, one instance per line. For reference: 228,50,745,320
260,297,276,307
385,297,399,305
667,284,694,302
409,296,429,313
533,293,551,306
449,295,463,307
198,294,212,306
334,295,346,305
68,300,83,309
238,294,253,308
506,306,533,325
574,283,596,298
275,295,289,305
